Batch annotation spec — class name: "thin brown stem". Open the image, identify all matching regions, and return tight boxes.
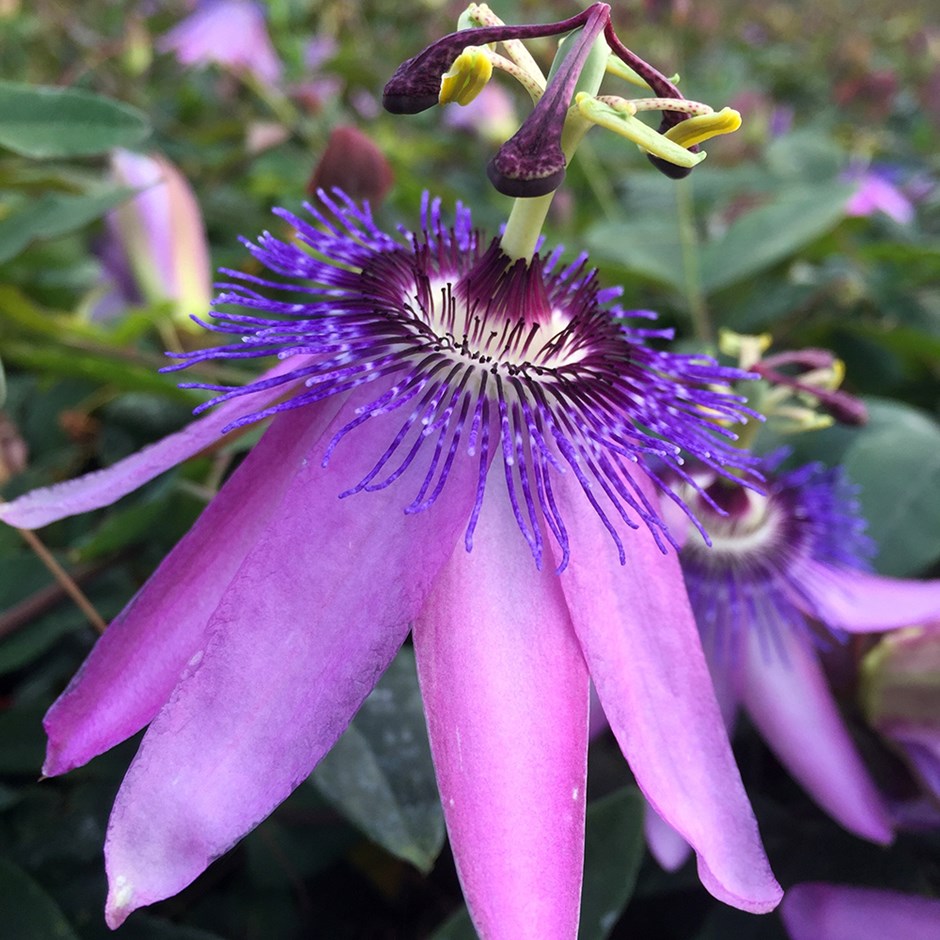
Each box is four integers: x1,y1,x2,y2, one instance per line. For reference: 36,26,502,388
15,528,108,634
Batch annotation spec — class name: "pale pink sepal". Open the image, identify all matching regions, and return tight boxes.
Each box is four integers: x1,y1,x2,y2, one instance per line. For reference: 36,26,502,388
793,563,940,633
644,803,693,872
0,357,312,530
103,390,481,927
550,472,781,915
43,396,346,777
781,883,940,940
644,616,744,874
414,478,589,940
741,626,893,843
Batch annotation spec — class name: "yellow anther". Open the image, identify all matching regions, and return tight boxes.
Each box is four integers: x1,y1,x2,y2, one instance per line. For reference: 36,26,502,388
440,46,494,106
574,93,706,169
718,330,773,370
821,357,846,391
664,107,742,149
773,405,835,433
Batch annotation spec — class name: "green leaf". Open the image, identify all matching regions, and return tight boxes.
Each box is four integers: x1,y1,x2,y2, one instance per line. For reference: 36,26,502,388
841,401,940,577
310,647,445,872
108,915,229,940
579,787,646,940
0,608,85,675
0,858,79,940
701,183,853,293
0,188,135,264
764,129,845,183
585,215,684,291
0,702,47,774
0,340,204,405
71,484,176,562
0,81,149,158
430,907,476,940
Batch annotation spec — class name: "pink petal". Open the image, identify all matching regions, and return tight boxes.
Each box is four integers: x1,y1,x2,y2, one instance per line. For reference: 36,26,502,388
740,625,893,843
782,883,940,940
793,562,940,633
103,391,482,927
43,396,345,776
550,472,781,914
0,357,312,530
413,478,590,940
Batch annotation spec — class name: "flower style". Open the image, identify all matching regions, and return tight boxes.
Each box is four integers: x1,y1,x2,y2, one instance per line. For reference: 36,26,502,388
384,2,742,198
157,0,283,86
644,456,940,870
1,190,781,934
781,883,940,940
93,149,212,326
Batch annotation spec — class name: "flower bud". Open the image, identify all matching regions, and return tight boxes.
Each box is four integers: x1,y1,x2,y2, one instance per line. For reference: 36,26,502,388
105,149,212,329
863,627,940,800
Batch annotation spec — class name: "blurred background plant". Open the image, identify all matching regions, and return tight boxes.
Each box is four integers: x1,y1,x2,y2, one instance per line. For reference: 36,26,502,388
0,1,938,937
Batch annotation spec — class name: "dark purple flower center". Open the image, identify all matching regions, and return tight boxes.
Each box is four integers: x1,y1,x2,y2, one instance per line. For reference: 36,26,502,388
169,191,756,570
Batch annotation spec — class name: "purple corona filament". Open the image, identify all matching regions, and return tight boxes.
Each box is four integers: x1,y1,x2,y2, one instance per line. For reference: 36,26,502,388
167,191,757,571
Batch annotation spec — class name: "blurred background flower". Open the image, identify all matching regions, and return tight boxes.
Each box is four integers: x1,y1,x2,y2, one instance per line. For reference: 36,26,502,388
92,149,211,329
157,0,282,85
844,164,917,225
644,458,940,868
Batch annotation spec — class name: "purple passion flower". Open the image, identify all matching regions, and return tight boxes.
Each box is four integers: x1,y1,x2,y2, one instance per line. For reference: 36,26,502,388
782,883,940,940
645,458,940,869
1,192,782,935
